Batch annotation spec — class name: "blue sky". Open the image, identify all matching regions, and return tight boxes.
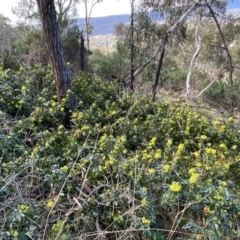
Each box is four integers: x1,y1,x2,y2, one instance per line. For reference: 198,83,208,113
0,0,131,22
227,0,240,8
1,0,239,23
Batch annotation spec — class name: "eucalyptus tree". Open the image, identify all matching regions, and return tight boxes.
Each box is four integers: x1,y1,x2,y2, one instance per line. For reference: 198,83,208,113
133,0,228,100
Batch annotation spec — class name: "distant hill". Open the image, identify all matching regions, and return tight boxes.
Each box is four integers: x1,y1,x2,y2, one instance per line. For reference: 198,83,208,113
77,15,131,36
79,4,240,36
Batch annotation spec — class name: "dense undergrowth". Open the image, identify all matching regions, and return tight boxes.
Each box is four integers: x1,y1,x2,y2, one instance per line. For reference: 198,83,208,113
1,65,240,239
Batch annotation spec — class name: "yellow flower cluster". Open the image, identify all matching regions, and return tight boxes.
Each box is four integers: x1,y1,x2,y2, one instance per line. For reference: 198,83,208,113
163,164,170,173
141,217,151,225
205,147,216,155
177,143,185,154
18,204,30,214
170,181,182,192
148,168,155,175
47,200,55,208
189,173,199,184
141,198,148,206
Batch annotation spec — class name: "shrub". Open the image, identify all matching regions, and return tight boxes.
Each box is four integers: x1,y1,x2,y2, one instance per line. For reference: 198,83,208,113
204,80,240,110
1,66,240,239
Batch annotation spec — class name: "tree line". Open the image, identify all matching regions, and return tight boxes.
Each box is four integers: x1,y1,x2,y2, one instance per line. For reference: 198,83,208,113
1,0,240,113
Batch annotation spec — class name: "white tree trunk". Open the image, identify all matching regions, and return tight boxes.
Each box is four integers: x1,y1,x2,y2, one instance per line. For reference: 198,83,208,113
186,18,202,98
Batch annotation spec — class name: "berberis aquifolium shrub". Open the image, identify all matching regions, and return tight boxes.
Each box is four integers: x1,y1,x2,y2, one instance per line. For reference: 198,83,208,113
1,65,240,239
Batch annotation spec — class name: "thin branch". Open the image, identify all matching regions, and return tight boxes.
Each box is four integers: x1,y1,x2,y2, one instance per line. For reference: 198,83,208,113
133,1,199,79
206,1,234,113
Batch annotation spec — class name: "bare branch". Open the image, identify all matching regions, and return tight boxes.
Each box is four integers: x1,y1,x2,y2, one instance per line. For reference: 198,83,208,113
134,1,199,79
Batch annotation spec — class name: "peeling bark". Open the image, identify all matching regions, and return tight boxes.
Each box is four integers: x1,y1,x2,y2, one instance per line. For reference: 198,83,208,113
186,17,202,98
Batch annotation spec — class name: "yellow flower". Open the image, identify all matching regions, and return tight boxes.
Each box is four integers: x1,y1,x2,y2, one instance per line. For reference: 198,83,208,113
232,145,237,150
173,156,179,162
169,181,182,192
51,101,57,107
205,148,216,155
221,181,227,186
141,198,147,206
141,217,151,225
195,194,201,200
21,85,27,91
11,230,18,237
47,200,55,208
111,110,117,115
18,204,30,214
219,143,226,149
188,168,196,175
189,173,199,184
193,151,199,157
205,148,211,154
141,187,148,192
228,116,233,122
60,165,68,172
148,137,157,147
163,164,170,173
223,163,229,170
211,149,216,155
167,139,172,146
200,135,207,140
205,165,211,170
154,149,161,158
177,143,185,153
148,168,155,175
220,125,226,133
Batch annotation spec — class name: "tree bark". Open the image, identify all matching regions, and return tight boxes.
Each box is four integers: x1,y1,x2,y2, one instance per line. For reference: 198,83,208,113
130,0,135,91
80,31,85,71
207,3,234,114
152,40,166,102
36,0,73,110
84,0,90,50
186,18,202,98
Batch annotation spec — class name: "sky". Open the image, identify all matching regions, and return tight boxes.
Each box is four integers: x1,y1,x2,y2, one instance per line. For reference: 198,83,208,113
1,0,240,23
0,0,132,22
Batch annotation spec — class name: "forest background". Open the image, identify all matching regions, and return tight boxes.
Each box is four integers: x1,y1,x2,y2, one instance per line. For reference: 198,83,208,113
1,0,240,239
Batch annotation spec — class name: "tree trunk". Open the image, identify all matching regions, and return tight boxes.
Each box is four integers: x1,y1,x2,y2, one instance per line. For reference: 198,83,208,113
36,0,73,110
80,31,85,71
130,0,135,91
186,18,202,98
207,3,234,114
152,40,166,102
84,0,90,50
